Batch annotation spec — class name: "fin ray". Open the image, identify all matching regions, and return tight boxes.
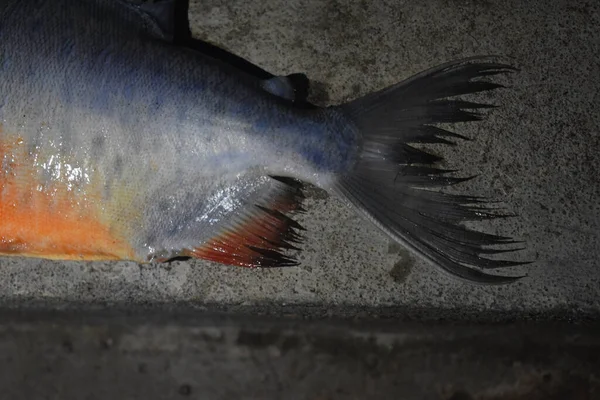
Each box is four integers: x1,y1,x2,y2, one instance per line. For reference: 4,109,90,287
334,57,526,284
187,177,304,267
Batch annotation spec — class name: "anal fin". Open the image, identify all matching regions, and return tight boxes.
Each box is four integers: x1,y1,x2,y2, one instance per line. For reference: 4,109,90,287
187,177,305,268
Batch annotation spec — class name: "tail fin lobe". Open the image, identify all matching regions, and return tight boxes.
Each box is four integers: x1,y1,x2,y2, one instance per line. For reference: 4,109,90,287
334,57,527,284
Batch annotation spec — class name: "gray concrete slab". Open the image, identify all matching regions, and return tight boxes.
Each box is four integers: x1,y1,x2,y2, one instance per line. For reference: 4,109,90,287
0,0,599,318
0,312,599,400
0,313,600,400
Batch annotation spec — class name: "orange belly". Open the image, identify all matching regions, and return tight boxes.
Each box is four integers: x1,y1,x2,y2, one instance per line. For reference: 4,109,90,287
0,128,135,261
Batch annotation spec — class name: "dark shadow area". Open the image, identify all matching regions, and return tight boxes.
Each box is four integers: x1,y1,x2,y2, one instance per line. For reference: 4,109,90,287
0,308,598,399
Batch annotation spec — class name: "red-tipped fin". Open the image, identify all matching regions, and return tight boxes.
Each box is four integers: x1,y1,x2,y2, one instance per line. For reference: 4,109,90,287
187,177,304,268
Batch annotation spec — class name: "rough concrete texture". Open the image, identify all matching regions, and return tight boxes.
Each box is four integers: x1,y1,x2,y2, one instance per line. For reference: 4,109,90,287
1,312,599,400
0,0,599,318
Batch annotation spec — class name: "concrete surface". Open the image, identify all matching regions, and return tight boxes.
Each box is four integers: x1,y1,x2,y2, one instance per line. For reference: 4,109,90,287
0,0,599,319
0,311,598,400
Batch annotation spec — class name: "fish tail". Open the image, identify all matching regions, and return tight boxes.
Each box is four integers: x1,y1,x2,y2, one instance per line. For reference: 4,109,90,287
332,57,528,284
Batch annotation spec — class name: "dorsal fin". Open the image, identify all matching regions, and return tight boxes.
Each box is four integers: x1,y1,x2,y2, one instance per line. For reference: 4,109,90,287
124,0,177,41
185,177,305,268
125,0,312,104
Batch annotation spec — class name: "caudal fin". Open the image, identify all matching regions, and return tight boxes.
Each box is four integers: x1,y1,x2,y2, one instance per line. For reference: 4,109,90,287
334,57,527,284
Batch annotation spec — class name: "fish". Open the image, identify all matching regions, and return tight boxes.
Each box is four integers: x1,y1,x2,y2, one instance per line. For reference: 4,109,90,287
0,0,528,284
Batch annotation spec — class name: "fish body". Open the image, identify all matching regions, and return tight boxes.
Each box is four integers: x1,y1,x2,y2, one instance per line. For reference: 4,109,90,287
0,0,354,260
0,0,525,283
